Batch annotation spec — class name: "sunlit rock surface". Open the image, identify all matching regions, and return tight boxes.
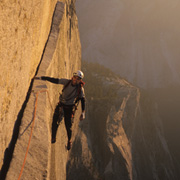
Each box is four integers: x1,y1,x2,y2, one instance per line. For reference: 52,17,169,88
0,0,81,179
0,0,58,168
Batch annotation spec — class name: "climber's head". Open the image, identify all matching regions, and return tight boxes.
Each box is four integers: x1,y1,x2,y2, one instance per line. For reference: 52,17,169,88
72,70,84,85
73,70,84,79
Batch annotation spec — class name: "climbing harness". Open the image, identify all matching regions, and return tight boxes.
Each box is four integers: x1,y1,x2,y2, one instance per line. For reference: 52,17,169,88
60,80,85,122
64,80,85,121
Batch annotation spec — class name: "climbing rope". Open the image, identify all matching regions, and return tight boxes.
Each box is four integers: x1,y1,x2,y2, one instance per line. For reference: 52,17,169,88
17,89,53,180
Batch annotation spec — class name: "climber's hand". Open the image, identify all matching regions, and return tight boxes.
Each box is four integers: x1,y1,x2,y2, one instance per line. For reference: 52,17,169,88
34,77,41,80
79,112,85,121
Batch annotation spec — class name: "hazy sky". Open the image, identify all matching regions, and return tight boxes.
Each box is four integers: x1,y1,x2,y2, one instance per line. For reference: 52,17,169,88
76,0,180,88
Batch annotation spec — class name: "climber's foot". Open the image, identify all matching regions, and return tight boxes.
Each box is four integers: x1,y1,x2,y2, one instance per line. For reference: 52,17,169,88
67,141,72,150
51,137,56,144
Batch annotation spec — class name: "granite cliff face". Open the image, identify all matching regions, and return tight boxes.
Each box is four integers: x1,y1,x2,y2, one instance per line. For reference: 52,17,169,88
0,0,57,165
0,0,81,179
0,0,178,180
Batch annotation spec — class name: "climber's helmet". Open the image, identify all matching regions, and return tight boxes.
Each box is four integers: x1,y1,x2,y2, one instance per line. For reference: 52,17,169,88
73,70,84,79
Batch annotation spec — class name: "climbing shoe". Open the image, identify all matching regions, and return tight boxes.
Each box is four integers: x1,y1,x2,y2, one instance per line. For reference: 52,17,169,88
67,141,72,150
51,137,56,144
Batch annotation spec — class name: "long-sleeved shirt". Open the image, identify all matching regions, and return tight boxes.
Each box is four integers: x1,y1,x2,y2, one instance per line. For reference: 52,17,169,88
41,76,85,111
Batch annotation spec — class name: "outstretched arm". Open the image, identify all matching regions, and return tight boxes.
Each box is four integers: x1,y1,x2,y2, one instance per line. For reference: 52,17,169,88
35,76,69,85
41,76,59,84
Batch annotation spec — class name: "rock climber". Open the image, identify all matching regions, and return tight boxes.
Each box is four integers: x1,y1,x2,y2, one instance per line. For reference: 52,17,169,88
35,70,85,150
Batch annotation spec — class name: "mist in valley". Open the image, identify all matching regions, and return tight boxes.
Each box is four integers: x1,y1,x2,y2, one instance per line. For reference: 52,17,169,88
76,0,180,178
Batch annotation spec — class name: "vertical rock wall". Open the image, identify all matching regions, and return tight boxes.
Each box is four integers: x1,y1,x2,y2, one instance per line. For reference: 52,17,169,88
0,0,81,179
0,0,57,168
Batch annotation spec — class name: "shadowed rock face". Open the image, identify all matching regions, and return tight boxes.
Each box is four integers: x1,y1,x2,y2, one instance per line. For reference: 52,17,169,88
66,62,178,180
64,67,178,180
75,1,180,178
76,0,180,88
